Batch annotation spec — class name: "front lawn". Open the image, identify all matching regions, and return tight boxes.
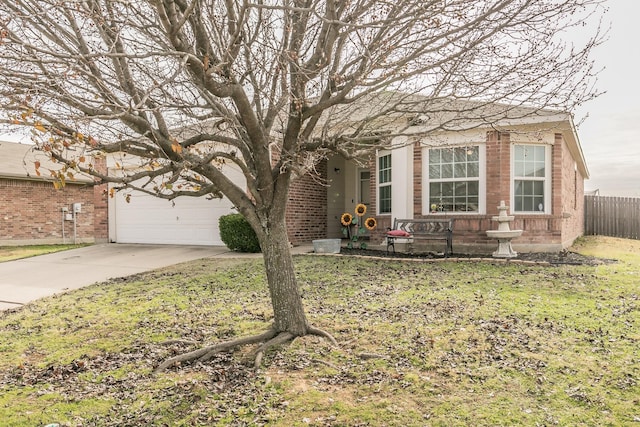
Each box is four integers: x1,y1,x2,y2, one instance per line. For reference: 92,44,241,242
0,236,638,426
0,244,91,262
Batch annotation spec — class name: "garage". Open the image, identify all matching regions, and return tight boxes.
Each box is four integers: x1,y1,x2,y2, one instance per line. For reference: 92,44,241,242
105,153,246,246
110,192,236,245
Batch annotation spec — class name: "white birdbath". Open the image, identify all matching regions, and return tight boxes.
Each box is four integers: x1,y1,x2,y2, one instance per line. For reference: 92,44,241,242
486,201,523,258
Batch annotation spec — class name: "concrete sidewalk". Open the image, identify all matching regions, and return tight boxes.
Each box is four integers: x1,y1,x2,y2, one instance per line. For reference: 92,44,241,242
0,243,313,311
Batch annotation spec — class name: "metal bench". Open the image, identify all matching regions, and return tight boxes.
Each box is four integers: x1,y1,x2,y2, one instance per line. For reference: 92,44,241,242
386,218,454,256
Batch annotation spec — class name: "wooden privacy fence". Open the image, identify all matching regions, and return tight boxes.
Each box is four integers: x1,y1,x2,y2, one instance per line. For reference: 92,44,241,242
584,195,640,240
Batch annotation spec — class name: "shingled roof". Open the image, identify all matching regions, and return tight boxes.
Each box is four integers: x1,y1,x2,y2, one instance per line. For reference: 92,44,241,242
0,140,93,183
311,91,588,177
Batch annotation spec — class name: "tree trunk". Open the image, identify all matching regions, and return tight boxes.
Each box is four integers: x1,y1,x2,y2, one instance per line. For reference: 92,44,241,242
259,219,308,337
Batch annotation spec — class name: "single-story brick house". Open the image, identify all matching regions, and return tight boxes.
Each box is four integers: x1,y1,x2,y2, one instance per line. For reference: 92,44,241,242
323,98,589,253
2,94,588,253
0,141,108,246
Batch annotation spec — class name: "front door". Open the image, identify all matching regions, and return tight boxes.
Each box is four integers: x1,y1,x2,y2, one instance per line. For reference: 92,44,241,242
358,169,371,207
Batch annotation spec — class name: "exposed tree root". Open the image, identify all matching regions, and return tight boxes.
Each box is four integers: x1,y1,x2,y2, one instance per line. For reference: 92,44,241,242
155,329,277,372
154,324,338,373
310,358,340,370
251,332,294,368
306,326,338,346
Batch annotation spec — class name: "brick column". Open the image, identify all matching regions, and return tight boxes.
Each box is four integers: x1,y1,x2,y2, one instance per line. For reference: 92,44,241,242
485,131,511,214
551,133,563,217
93,156,109,242
413,141,422,217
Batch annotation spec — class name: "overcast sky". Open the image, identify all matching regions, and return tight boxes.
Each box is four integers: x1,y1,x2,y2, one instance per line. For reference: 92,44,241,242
574,1,640,196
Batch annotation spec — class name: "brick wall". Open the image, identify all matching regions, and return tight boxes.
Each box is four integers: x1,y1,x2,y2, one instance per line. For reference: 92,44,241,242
558,133,585,246
93,157,109,242
285,160,328,245
413,140,422,217
0,178,101,245
485,131,511,210
367,130,584,253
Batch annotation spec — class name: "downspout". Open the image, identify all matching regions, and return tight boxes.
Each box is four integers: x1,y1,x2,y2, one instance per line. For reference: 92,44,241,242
61,206,67,244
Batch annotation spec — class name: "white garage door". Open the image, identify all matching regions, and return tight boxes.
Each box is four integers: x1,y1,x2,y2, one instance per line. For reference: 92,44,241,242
112,192,235,245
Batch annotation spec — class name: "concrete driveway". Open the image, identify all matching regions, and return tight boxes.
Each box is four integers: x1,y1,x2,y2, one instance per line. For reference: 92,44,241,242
0,243,265,311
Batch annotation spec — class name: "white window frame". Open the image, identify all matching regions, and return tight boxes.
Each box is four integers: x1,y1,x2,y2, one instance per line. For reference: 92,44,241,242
422,144,486,215
377,150,392,215
511,143,551,214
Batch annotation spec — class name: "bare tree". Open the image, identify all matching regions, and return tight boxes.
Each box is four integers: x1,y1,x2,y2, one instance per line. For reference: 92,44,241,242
0,0,605,369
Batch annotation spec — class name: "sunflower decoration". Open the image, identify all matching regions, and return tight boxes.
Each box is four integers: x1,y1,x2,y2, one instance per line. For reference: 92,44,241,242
355,203,367,217
364,217,377,231
340,212,354,227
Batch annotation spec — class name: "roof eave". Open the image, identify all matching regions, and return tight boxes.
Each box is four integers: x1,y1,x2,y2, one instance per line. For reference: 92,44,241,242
0,173,94,184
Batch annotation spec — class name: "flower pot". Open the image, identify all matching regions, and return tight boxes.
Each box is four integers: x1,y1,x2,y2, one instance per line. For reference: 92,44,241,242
312,239,341,254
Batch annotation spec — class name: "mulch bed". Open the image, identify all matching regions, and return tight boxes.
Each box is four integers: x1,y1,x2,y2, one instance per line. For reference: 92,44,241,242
338,247,617,266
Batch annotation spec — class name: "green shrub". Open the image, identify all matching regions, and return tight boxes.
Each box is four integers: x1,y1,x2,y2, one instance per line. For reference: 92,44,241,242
218,213,261,253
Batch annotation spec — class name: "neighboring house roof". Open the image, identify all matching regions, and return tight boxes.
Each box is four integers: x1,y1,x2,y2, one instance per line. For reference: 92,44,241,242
0,140,93,184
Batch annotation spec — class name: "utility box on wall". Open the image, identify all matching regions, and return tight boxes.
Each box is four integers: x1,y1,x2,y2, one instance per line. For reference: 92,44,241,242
72,203,82,213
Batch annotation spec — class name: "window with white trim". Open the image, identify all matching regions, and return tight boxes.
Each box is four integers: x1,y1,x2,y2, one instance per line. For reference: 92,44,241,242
513,144,549,213
377,152,392,214
426,146,481,212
